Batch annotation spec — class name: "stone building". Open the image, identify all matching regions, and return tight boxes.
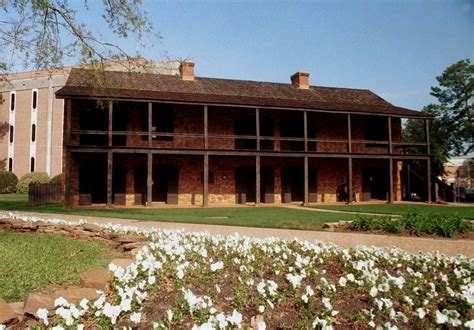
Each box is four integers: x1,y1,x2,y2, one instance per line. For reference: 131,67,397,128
57,61,432,207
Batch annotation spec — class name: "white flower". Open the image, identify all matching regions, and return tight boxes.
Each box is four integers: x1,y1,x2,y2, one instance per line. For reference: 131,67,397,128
77,325,84,330
167,309,173,322
148,275,156,285
416,308,426,319
257,321,266,329
228,310,242,325
36,308,49,325
54,296,69,307
210,261,224,272
79,298,89,311
370,287,378,297
130,312,142,324
258,305,265,313
51,326,65,330
435,310,448,324
339,276,347,287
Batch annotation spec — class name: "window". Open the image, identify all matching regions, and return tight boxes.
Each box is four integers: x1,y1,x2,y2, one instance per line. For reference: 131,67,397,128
32,90,38,110
31,124,36,142
364,116,388,141
30,157,35,172
10,93,15,111
9,125,14,144
8,158,12,172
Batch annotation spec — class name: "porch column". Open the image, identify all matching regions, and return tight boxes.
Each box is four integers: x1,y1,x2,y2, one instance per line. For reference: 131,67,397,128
65,151,72,208
347,114,352,153
347,157,353,203
304,156,309,205
303,111,308,152
204,105,208,149
388,116,392,154
407,163,411,199
256,156,260,205
107,151,113,206
108,101,113,146
147,152,152,206
203,153,209,206
425,118,430,155
427,157,432,203
148,103,152,147
388,158,394,203
256,108,260,151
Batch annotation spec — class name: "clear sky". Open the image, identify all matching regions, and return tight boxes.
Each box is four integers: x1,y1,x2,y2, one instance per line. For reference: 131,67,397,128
84,0,473,111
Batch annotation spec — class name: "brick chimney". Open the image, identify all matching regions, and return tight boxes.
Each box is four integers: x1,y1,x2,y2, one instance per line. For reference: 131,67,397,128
291,71,310,89
179,60,195,81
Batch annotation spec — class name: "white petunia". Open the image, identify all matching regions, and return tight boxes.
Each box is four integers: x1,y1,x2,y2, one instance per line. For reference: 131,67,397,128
167,309,173,322
339,276,347,287
54,296,69,307
369,287,378,297
435,310,448,324
210,261,224,272
36,308,49,326
258,305,265,313
257,321,266,329
130,312,142,324
416,308,426,319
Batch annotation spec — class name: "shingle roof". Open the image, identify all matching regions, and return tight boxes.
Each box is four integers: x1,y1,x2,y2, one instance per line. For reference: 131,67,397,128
56,68,428,117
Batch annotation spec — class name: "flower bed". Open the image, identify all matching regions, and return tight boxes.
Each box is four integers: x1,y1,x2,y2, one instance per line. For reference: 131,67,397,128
0,212,473,329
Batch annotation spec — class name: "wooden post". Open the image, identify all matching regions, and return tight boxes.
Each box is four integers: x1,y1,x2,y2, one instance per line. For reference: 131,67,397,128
427,157,432,203
147,152,152,206
388,158,394,203
107,151,113,206
425,118,430,155
256,108,260,151
66,99,72,145
303,111,308,152
304,156,309,205
204,105,208,149
64,151,71,208
108,101,113,147
407,163,411,200
347,114,352,153
348,157,353,203
203,153,209,206
388,116,392,154
256,155,260,205
148,103,152,147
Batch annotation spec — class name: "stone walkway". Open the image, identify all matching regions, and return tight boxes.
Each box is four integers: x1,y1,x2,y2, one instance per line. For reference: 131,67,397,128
3,210,473,258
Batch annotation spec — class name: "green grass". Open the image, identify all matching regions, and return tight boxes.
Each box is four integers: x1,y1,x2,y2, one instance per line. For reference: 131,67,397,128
310,203,474,219
0,194,363,231
0,231,115,302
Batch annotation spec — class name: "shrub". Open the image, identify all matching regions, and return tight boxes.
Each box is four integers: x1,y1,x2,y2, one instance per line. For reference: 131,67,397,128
49,174,62,184
0,171,18,193
16,172,50,193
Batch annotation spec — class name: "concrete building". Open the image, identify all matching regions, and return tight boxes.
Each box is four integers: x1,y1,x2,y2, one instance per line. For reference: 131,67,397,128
0,61,179,178
57,61,433,207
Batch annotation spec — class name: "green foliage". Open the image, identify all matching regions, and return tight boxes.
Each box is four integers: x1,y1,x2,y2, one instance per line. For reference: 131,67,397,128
0,231,114,302
16,172,50,193
351,211,472,237
49,174,62,184
0,171,18,193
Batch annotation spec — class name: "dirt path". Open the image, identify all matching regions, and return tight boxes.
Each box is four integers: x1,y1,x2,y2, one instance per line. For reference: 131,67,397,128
3,210,472,258
279,204,401,217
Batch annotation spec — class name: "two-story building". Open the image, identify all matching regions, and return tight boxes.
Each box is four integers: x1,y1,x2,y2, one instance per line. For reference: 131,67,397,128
56,61,432,207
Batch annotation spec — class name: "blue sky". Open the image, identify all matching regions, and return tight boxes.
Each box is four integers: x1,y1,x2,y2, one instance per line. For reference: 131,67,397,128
85,1,473,111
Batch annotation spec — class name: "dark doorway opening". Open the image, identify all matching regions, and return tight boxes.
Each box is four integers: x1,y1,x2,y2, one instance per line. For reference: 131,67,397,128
260,166,275,203
281,166,304,202
134,165,147,205
112,163,126,204
78,157,107,204
362,168,388,200
236,166,256,203
152,165,179,204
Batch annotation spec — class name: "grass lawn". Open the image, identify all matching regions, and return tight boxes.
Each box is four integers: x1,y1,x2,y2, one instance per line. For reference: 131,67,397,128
0,231,116,302
311,203,474,219
0,194,364,231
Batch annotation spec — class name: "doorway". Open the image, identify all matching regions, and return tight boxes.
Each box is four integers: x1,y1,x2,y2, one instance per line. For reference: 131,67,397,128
152,165,179,204
236,166,256,203
362,168,388,200
281,166,304,202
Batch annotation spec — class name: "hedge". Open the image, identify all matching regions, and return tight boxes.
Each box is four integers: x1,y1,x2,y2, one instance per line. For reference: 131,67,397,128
0,171,18,193
16,172,50,193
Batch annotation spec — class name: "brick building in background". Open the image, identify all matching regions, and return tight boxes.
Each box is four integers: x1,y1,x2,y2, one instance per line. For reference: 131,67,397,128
0,61,179,178
57,61,433,207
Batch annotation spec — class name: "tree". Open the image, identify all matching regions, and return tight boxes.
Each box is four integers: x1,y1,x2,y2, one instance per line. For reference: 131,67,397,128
430,59,474,155
0,0,157,74
403,105,449,176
